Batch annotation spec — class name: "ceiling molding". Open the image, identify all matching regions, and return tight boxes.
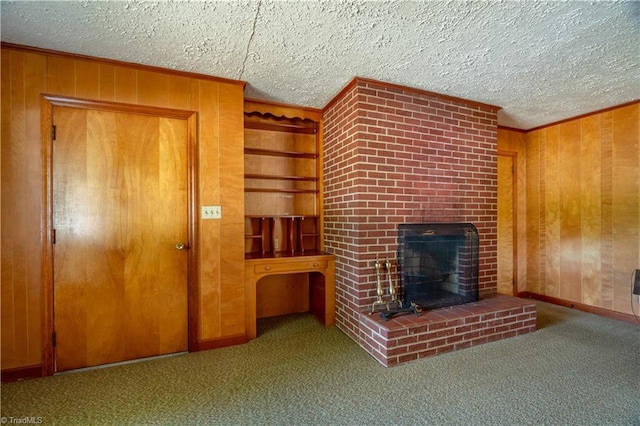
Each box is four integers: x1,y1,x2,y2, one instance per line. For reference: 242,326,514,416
526,99,640,132
1,42,246,88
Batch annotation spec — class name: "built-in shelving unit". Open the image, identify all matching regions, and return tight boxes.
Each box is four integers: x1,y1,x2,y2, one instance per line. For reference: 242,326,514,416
243,99,334,331
243,99,324,258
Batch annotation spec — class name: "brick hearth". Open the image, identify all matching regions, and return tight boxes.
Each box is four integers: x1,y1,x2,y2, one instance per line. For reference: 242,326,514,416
322,77,537,366
361,294,537,366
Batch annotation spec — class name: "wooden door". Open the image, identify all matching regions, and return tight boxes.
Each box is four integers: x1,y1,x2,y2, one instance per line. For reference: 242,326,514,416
53,106,189,372
497,153,516,296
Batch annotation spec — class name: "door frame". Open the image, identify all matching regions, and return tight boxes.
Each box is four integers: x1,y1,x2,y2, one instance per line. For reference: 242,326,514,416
497,150,518,295
40,95,199,376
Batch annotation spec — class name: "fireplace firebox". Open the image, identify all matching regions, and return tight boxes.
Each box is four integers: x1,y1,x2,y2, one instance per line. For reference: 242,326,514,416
398,223,479,310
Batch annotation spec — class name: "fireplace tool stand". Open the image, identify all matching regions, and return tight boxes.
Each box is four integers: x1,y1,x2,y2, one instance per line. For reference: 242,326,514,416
385,258,402,310
370,258,386,313
370,258,421,320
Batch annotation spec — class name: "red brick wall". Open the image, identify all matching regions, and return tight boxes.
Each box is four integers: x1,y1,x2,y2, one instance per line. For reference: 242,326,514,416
322,78,499,341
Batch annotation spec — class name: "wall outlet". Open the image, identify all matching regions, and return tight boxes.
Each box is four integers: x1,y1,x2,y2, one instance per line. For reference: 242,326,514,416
201,205,221,219
633,269,640,295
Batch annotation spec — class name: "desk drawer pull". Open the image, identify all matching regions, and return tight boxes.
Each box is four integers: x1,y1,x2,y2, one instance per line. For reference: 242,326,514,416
264,265,271,271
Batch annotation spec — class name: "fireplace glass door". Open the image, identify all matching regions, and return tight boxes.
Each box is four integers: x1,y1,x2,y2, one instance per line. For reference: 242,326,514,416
398,223,479,310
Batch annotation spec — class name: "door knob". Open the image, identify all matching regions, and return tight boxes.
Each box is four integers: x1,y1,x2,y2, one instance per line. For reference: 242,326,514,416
175,243,187,250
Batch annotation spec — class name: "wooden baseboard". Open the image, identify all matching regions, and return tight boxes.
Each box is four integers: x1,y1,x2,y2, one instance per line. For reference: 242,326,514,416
1,364,43,383
2,335,249,382
518,291,640,325
195,334,248,351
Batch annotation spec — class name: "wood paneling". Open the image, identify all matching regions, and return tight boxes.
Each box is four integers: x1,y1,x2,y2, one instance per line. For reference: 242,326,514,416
98,64,116,101
1,49,46,369
522,103,640,316
580,115,602,306
544,126,561,298
193,80,221,340
256,274,310,318
558,121,581,301
600,111,614,307
497,129,527,293
497,154,515,295
524,130,541,295
611,106,640,312
114,67,137,104
1,44,245,371
218,84,246,335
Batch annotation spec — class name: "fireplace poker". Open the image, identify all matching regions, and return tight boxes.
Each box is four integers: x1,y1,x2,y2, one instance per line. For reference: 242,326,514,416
385,257,402,310
370,258,386,313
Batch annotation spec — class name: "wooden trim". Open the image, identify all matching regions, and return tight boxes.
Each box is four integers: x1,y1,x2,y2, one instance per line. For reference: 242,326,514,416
324,76,501,113
497,125,527,133
195,335,248,351
357,77,502,111
526,99,640,132
42,95,196,119
41,97,55,377
322,78,360,112
316,122,325,251
1,42,246,87
41,95,200,374
244,97,323,121
518,292,640,326
1,365,43,383
186,113,199,353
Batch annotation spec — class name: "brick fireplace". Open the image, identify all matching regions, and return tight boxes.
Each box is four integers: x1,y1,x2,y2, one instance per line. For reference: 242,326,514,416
322,77,536,366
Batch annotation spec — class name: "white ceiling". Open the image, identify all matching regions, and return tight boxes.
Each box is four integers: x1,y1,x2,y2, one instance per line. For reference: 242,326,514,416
1,0,639,129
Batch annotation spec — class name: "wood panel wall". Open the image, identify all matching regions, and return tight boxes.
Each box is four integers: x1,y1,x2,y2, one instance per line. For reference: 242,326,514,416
521,103,640,316
1,45,246,370
497,128,527,293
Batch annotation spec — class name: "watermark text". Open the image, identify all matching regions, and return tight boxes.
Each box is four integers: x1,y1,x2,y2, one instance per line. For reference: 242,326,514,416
0,417,44,424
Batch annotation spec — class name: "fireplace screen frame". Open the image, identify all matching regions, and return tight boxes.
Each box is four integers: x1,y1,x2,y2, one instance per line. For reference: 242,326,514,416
397,223,479,310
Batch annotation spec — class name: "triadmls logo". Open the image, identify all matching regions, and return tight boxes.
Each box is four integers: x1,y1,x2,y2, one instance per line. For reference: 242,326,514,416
0,417,44,424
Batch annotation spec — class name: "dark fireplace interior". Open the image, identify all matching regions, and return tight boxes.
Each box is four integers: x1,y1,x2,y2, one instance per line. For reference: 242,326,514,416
398,223,479,310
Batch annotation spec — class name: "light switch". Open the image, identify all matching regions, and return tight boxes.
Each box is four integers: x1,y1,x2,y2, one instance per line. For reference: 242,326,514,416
202,205,222,219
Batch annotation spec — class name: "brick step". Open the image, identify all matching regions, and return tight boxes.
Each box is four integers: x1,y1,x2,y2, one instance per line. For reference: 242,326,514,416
360,294,537,366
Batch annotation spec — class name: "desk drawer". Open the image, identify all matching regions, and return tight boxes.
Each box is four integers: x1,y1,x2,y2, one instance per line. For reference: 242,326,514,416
254,260,327,274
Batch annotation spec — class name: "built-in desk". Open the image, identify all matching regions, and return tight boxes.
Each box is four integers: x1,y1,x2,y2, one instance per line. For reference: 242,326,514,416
245,253,335,339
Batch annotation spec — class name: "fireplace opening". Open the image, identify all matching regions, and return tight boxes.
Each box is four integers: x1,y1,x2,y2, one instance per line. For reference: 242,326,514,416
398,223,479,310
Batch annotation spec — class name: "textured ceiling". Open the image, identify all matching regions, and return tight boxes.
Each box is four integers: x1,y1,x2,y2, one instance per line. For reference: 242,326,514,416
1,0,639,129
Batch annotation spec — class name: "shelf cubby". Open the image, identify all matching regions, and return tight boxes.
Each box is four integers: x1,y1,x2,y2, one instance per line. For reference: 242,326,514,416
244,216,320,256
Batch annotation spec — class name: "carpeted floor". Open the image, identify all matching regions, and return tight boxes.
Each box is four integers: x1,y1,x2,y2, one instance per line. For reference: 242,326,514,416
1,301,639,425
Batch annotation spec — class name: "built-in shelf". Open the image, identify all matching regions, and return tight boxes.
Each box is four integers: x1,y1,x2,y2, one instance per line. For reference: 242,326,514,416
245,174,318,182
244,120,317,134
244,103,322,259
244,215,320,256
244,147,317,159
244,188,318,194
